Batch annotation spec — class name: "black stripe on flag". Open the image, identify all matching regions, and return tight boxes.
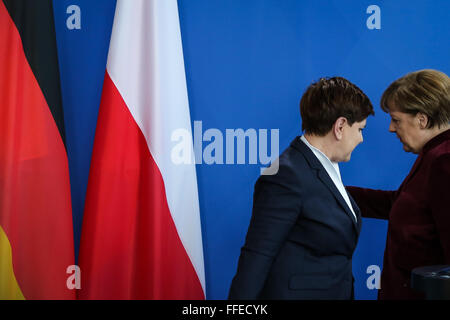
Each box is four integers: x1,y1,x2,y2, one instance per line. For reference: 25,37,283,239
3,0,67,147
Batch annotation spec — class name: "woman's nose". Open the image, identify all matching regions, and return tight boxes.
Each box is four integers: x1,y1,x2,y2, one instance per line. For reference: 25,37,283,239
389,121,396,133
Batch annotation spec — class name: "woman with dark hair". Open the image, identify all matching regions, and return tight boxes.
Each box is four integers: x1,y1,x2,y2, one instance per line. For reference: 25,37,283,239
229,77,374,300
348,69,450,299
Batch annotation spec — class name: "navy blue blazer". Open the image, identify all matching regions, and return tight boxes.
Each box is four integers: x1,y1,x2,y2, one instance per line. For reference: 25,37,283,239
228,136,362,300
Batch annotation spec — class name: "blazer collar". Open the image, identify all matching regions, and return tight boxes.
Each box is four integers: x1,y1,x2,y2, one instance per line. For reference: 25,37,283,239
400,129,450,191
421,128,450,154
290,136,361,234
289,136,323,170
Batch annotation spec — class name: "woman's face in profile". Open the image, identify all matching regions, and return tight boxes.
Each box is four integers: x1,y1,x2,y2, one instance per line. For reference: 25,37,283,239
388,110,426,154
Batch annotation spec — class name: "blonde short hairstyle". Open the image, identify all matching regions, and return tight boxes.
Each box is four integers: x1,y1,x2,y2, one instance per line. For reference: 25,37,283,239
381,69,450,128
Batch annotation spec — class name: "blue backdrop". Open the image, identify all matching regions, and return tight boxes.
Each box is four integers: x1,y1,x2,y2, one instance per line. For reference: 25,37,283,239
52,0,450,299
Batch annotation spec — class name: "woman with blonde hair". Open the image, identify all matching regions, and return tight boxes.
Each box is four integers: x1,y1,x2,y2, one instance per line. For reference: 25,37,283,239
348,69,450,299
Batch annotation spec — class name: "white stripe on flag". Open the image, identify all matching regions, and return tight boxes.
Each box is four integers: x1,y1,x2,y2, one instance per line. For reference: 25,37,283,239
106,0,205,295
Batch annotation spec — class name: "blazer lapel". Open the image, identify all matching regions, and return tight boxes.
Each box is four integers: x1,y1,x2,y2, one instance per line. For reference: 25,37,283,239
290,137,359,232
348,192,362,236
316,170,359,232
398,153,423,192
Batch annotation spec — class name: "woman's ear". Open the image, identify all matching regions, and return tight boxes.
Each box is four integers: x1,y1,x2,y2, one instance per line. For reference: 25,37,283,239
417,112,429,129
333,117,347,140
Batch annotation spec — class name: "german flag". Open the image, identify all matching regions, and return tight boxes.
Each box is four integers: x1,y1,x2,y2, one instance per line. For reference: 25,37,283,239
0,0,75,299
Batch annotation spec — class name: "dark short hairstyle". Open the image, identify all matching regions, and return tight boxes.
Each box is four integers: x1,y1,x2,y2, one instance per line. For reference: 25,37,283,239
380,69,450,129
300,77,374,136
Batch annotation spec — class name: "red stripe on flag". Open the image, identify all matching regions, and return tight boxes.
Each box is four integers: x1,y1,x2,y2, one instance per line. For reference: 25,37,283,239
78,73,204,299
0,0,75,299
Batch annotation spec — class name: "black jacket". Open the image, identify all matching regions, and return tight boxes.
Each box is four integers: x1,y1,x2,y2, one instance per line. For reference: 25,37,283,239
228,136,362,299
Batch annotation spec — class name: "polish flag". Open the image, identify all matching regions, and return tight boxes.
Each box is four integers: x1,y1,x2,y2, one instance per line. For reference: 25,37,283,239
78,0,205,299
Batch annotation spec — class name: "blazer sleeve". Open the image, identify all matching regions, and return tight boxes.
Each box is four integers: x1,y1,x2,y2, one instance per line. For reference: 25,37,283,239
228,168,302,299
429,154,450,263
346,186,396,220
